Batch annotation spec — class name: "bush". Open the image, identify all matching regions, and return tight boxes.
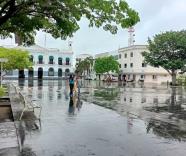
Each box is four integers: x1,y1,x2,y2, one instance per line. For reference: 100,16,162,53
0,87,5,97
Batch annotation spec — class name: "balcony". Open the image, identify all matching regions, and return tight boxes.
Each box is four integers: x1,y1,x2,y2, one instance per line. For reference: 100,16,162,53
58,62,63,65
37,61,44,64
48,62,55,65
64,63,71,66
58,63,71,66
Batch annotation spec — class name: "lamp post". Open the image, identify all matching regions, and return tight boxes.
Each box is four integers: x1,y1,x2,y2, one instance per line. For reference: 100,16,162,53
0,58,8,87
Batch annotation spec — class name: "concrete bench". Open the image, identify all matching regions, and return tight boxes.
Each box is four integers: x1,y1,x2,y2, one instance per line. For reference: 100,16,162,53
11,83,20,95
18,91,42,120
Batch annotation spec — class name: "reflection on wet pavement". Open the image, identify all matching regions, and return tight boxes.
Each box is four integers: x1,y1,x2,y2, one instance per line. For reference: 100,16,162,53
15,80,186,156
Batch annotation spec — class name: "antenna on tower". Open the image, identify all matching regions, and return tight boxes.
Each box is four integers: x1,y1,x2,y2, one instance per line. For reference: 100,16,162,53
128,27,135,46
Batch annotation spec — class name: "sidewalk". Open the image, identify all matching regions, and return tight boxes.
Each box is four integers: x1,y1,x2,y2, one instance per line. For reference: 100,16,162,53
0,122,19,155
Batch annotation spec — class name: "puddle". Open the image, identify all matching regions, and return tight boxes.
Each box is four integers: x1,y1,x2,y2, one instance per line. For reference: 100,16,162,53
5,80,186,156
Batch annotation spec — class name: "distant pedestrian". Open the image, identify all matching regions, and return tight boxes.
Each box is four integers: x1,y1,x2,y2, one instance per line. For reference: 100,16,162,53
76,76,81,96
69,75,74,97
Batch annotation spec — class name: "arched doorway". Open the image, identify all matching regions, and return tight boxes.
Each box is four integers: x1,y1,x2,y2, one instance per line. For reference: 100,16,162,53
48,68,54,76
58,68,62,77
65,68,70,76
28,67,34,78
66,57,70,65
38,67,43,79
58,57,62,65
123,75,126,82
19,69,25,78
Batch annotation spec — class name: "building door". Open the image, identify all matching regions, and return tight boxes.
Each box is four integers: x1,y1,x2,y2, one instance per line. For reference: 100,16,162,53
28,67,34,78
58,69,62,77
123,75,126,81
48,68,54,76
19,69,25,78
38,67,43,79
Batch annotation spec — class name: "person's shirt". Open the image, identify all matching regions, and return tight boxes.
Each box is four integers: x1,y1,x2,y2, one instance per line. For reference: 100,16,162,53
77,79,81,87
69,78,74,85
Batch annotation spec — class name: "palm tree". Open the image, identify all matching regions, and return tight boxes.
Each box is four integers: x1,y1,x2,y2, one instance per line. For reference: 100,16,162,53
76,57,94,78
84,57,94,76
76,60,85,76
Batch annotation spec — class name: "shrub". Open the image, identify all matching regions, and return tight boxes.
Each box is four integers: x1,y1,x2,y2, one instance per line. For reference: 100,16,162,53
0,87,5,97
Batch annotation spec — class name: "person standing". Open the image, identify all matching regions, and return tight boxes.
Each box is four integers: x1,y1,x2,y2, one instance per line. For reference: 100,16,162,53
76,76,81,96
69,75,74,97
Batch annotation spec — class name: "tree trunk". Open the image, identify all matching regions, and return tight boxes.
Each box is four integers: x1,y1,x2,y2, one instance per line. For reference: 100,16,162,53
15,33,22,46
169,87,176,113
171,72,177,86
107,72,111,82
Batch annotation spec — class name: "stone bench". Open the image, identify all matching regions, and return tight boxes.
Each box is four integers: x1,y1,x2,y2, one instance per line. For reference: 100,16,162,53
18,91,42,120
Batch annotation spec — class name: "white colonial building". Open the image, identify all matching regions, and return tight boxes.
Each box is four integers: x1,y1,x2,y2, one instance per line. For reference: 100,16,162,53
118,45,171,83
6,42,74,79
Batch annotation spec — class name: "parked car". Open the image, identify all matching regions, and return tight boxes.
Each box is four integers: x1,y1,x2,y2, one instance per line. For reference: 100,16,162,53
85,76,92,80
112,76,118,82
103,75,118,82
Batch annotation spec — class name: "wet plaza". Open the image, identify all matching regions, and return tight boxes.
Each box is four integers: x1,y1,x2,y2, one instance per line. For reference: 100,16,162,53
1,80,186,156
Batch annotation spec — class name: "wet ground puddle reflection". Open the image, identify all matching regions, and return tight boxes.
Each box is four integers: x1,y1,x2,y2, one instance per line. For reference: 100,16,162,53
16,80,186,156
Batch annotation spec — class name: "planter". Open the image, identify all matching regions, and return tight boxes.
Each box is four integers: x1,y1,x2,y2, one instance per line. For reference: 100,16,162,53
0,98,13,122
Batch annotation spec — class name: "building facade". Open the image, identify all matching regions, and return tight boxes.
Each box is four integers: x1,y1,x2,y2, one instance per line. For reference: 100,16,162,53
118,45,171,83
6,43,73,79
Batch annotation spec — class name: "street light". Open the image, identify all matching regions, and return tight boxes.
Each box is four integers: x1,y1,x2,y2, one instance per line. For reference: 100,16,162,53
0,58,8,87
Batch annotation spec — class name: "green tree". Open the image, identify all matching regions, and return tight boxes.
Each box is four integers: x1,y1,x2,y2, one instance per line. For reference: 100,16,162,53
94,56,119,79
0,47,32,72
142,30,186,86
0,0,139,45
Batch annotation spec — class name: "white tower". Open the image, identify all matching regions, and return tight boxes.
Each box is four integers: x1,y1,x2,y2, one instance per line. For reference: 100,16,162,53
128,27,135,46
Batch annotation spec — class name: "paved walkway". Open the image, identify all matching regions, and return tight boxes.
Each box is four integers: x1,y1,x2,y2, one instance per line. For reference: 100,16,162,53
0,85,20,155
0,122,19,150
0,84,38,155
10,84,39,154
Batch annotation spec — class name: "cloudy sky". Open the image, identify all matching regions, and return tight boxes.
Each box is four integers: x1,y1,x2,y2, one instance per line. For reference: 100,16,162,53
1,0,186,56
